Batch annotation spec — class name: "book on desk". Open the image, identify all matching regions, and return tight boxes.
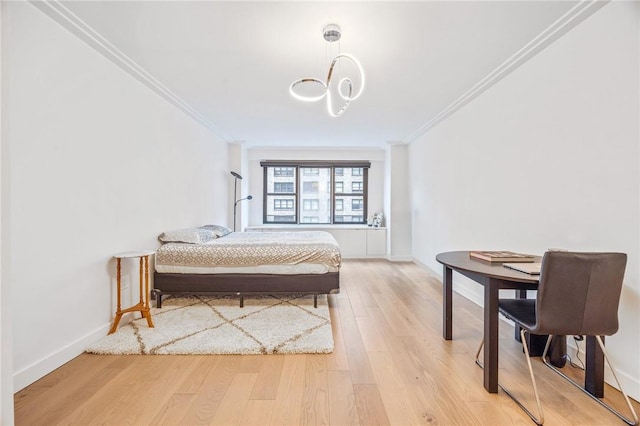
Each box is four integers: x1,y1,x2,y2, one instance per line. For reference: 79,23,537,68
469,250,535,263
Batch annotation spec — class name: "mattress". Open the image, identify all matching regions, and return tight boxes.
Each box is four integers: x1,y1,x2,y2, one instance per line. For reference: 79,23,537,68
155,231,341,274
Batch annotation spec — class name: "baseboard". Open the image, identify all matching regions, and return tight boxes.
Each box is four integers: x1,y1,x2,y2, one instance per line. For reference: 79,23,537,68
342,254,410,261
343,255,389,260
411,257,432,273
413,257,484,305
13,322,110,392
387,255,413,262
565,337,640,403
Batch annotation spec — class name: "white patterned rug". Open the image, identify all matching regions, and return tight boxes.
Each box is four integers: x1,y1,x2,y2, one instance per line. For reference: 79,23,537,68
86,294,333,355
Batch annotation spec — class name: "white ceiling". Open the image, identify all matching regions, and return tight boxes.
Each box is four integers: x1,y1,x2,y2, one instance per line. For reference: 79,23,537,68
57,0,583,149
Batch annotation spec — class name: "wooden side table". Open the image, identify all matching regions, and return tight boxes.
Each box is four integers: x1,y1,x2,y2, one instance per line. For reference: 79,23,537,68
108,250,155,334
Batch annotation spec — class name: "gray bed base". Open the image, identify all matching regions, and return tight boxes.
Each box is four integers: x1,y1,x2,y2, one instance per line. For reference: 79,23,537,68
151,271,340,308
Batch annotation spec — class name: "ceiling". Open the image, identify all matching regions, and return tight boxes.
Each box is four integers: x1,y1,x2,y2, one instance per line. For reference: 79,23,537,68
56,1,584,149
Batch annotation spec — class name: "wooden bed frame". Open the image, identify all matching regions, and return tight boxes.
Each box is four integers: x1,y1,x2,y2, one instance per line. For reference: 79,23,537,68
151,271,340,308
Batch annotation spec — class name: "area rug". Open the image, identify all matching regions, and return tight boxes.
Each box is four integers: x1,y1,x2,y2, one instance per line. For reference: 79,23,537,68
86,294,333,355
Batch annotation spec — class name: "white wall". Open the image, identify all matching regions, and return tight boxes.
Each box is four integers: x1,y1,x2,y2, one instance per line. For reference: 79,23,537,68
228,142,246,231
386,143,412,260
5,1,229,393
246,147,386,227
0,2,15,423
409,2,640,399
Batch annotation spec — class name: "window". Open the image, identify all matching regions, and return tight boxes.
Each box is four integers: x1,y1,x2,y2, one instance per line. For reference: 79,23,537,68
274,199,294,210
303,168,319,175
274,167,294,177
262,161,370,224
303,199,319,211
275,215,296,222
335,215,363,222
303,181,319,192
274,182,294,193
264,166,297,222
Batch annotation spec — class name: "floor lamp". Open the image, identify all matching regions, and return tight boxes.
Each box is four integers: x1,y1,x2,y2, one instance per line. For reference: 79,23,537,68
231,171,252,232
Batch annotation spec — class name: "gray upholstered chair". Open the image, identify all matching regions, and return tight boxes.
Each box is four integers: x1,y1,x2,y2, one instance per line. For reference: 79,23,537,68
477,251,638,425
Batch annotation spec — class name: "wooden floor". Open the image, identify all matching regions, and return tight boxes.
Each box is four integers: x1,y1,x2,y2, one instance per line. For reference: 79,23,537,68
15,260,639,425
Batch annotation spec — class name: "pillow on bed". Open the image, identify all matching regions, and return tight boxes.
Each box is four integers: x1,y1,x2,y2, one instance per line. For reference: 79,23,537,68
158,227,216,244
199,224,233,237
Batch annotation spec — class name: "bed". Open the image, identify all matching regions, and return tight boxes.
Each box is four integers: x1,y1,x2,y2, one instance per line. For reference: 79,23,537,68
152,226,341,308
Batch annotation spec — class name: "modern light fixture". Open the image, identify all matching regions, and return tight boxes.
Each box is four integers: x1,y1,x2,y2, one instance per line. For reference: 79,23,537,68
289,24,365,117
231,171,252,232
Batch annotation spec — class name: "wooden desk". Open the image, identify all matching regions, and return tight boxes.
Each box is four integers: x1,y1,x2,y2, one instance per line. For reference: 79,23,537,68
436,251,604,396
109,250,155,334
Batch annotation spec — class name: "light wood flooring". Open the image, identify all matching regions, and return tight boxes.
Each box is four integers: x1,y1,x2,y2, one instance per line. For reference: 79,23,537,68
15,259,640,425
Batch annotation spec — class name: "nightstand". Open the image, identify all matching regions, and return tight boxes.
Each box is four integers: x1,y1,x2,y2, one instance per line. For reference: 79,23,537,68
109,250,155,334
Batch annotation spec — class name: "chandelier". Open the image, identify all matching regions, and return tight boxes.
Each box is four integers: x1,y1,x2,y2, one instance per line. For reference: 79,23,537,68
289,24,365,117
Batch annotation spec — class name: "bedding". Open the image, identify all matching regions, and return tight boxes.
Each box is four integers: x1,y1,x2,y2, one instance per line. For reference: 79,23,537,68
157,227,217,244
155,231,341,273
152,230,341,308
199,224,233,237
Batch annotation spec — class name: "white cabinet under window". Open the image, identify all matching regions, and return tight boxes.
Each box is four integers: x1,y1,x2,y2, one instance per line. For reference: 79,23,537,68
365,227,387,257
329,229,366,258
246,226,387,259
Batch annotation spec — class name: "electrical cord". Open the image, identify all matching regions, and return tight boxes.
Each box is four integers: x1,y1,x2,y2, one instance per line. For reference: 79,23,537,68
566,335,585,370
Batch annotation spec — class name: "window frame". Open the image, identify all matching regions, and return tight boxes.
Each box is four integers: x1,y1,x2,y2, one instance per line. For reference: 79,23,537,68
262,160,370,225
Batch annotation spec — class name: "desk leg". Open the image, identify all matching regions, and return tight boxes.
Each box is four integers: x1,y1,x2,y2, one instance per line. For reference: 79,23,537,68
514,289,527,342
443,265,452,340
483,278,499,393
586,335,605,397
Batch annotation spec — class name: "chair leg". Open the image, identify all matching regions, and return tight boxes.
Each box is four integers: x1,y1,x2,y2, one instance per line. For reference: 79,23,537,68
514,329,544,425
475,339,484,368
474,331,545,425
542,335,638,426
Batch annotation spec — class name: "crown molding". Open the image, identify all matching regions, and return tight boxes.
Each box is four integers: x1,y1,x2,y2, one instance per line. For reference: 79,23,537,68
404,0,609,144
28,0,230,142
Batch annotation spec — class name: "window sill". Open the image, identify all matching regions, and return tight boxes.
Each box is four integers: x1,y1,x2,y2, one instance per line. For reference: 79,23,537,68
246,224,386,231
